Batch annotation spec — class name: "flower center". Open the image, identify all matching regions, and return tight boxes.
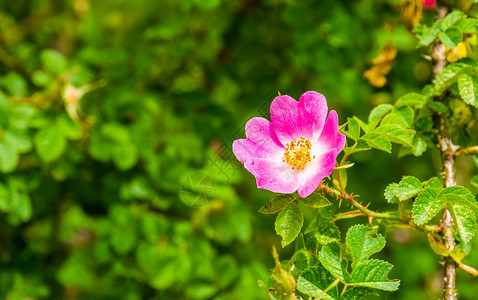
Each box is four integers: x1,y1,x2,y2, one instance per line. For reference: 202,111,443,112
282,137,315,170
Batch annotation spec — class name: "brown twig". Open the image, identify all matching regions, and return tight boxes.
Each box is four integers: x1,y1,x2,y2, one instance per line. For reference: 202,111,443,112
455,146,478,157
458,263,478,277
433,2,457,299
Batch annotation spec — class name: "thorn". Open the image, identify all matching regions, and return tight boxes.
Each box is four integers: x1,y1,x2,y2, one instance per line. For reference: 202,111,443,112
277,91,281,96
368,216,374,225
338,197,343,207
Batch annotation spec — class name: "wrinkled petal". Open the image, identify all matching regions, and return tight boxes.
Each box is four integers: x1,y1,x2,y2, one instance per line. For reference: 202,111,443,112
232,117,284,163
297,149,338,198
270,95,300,145
298,91,328,143
244,158,299,194
270,92,328,145
317,110,346,153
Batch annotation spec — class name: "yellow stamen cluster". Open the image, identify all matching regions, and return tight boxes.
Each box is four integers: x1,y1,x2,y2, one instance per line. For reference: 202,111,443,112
282,137,315,170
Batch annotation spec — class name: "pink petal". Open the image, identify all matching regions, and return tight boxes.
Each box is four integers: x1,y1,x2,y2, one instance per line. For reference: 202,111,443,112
244,158,299,194
270,92,328,145
270,95,300,145
317,110,346,153
297,149,338,198
298,91,328,143
232,117,284,163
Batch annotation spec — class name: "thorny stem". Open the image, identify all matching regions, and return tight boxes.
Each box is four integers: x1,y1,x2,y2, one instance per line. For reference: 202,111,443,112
318,184,398,220
324,185,440,234
433,2,456,299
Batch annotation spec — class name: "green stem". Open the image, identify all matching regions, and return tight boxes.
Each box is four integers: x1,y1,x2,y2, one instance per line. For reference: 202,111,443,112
339,284,349,299
398,201,408,222
387,222,440,233
318,277,341,299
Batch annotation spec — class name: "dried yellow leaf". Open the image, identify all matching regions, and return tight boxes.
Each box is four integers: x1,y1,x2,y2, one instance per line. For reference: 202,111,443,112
401,0,423,31
364,43,397,88
446,42,467,63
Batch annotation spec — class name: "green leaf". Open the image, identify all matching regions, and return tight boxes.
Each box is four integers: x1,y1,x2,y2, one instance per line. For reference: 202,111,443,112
56,116,83,140
395,93,426,108
299,192,332,209
393,106,415,127
275,203,304,247
340,287,378,300
374,125,413,147
428,233,450,257
346,117,360,140
346,225,385,268
439,186,478,242
414,117,434,131
295,233,306,252
456,18,478,33
4,131,32,153
450,248,466,264
438,28,463,48
101,123,130,143
186,284,217,300
113,144,138,170
349,259,400,291
384,183,399,204
343,139,371,155
441,11,466,31
434,63,470,95
428,100,449,113
34,126,67,162
471,175,478,188
0,183,9,212
0,142,19,173
381,113,408,129
259,194,296,214
314,220,341,245
41,49,67,75
368,104,393,125
447,201,477,243
458,73,478,107
396,176,422,201
293,248,313,272
412,188,445,225
296,267,338,299
354,117,370,134
2,72,27,97
414,21,441,46
8,190,32,222
440,186,478,214
425,177,442,189
359,133,392,153
412,136,427,157
32,70,53,87
319,242,344,280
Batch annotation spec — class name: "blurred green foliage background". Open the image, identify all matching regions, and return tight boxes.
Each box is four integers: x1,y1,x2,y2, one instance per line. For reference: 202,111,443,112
0,0,477,299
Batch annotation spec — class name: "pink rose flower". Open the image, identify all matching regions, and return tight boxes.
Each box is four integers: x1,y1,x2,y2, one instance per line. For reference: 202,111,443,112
423,0,435,9
233,91,346,198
